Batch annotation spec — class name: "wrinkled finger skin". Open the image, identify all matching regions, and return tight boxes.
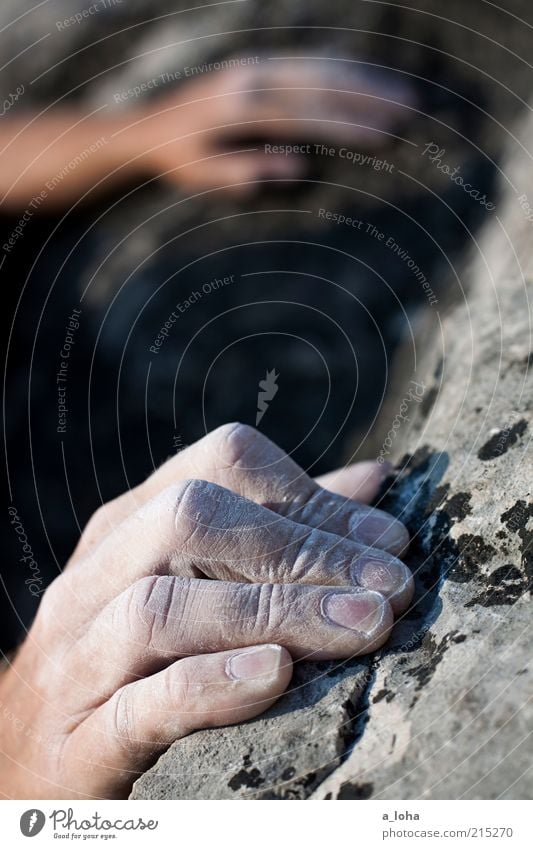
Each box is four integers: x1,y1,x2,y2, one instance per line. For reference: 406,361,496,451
73,423,409,563
0,424,411,799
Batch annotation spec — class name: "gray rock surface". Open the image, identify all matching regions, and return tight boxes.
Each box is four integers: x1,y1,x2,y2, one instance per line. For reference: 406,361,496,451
132,107,532,800
132,658,375,799
311,130,533,797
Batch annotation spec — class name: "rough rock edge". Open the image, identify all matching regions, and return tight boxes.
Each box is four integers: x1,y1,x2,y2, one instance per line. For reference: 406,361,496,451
310,110,533,799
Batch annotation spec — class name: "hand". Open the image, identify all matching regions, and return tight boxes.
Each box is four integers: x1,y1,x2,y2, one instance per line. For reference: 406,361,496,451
0,424,411,799
121,59,415,192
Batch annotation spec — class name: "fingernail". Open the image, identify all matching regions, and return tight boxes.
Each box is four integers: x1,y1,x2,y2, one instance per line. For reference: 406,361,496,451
226,645,282,681
321,590,386,636
351,512,409,553
352,555,412,598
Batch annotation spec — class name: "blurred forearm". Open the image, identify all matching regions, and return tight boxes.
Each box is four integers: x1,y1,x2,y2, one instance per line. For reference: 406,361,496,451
0,109,146,211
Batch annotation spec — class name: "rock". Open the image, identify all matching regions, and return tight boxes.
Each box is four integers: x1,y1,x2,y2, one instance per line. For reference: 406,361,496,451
132,107,532,800
309,111,533,799
131,658,374,799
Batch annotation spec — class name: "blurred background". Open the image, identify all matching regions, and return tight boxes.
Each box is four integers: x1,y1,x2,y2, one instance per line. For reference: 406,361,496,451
2,0,532,649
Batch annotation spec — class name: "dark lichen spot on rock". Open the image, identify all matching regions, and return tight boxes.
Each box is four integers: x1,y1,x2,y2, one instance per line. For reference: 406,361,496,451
465,564,526,607
447,534,496,583
338,781,374,799
420,385,439,419
451,633,467,643
372,688,388,704
281,767,296,781
373,686,396,703
522,541,533,592
397,445,435,472
477,419,528,460
496,530,507,540
500,499,533,534
228,766,264,790
427,484,450,513
500,501,533,591
408,631,458,689
271,771,320,799
445,491,473,522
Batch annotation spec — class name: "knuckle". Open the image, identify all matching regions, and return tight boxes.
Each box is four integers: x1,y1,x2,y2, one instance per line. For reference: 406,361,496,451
115,575,185,647
287,527,324,582
79,502,116,552
109,685,137,752
287,484,329,524
208,421,262,468
32,575,64,639
248,582,286,637
161,658,200,710
173,478,223,547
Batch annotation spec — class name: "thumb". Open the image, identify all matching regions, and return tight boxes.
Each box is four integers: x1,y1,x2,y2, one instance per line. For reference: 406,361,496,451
70,645,293,798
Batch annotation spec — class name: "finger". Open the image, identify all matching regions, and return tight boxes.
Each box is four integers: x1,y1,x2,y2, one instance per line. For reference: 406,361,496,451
74,575,393,702
175,151,304,192
61,479,412,631
215,61,416,125
228,114,397,148
316,460,392,503
216,115,395,149
68,645,292,799
71,424,408,564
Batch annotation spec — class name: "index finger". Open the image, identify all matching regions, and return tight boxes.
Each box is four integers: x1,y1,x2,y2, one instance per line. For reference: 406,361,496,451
71,424,408,565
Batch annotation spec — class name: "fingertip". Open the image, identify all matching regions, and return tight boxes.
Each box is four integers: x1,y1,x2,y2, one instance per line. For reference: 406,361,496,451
317,459,390,504
351,508,410,555
226,644,292,688
352,554,414,616
320,588,394,656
